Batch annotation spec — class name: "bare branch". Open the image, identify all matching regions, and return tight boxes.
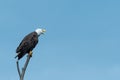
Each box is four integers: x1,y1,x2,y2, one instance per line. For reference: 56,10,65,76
20,54,31,80
16,61,21,78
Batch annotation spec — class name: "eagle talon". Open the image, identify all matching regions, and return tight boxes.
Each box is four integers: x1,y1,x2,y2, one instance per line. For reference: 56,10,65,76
29,51,33,57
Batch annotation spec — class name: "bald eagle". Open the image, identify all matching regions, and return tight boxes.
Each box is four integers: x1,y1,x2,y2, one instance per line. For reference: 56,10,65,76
15,28,46,60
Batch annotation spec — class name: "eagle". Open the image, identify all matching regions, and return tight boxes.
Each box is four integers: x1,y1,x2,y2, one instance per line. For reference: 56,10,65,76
15,28,46,60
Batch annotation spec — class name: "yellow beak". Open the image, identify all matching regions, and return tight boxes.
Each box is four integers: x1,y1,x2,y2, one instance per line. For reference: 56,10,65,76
42,29,46,33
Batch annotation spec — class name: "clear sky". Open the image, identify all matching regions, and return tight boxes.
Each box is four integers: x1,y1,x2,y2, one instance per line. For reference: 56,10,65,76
0,0,120,80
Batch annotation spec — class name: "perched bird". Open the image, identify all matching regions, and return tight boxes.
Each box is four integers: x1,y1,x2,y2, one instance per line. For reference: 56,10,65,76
15,28,46,60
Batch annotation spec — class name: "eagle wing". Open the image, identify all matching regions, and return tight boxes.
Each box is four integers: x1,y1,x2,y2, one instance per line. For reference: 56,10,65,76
16,32,38,60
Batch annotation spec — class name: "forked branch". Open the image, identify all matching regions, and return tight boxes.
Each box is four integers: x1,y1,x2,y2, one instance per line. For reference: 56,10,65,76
16,54,31,80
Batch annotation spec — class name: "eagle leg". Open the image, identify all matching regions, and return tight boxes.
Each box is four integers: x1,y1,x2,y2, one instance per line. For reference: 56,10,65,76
29,51,33,57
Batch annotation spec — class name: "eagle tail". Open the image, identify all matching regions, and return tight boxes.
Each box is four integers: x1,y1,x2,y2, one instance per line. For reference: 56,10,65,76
15,52,20,59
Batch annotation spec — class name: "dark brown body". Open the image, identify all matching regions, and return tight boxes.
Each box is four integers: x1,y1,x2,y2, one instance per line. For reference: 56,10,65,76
16,32,38,60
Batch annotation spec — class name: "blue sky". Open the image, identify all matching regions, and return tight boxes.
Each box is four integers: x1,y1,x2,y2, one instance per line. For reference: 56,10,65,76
0,0,120,80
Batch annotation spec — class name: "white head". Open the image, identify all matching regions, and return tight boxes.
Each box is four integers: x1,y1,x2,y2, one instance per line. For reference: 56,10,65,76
35,28,46,36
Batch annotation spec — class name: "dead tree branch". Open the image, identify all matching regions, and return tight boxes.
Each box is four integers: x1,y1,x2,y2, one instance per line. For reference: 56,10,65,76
16,61,21,78
16,54,31,80
20,54,31,80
